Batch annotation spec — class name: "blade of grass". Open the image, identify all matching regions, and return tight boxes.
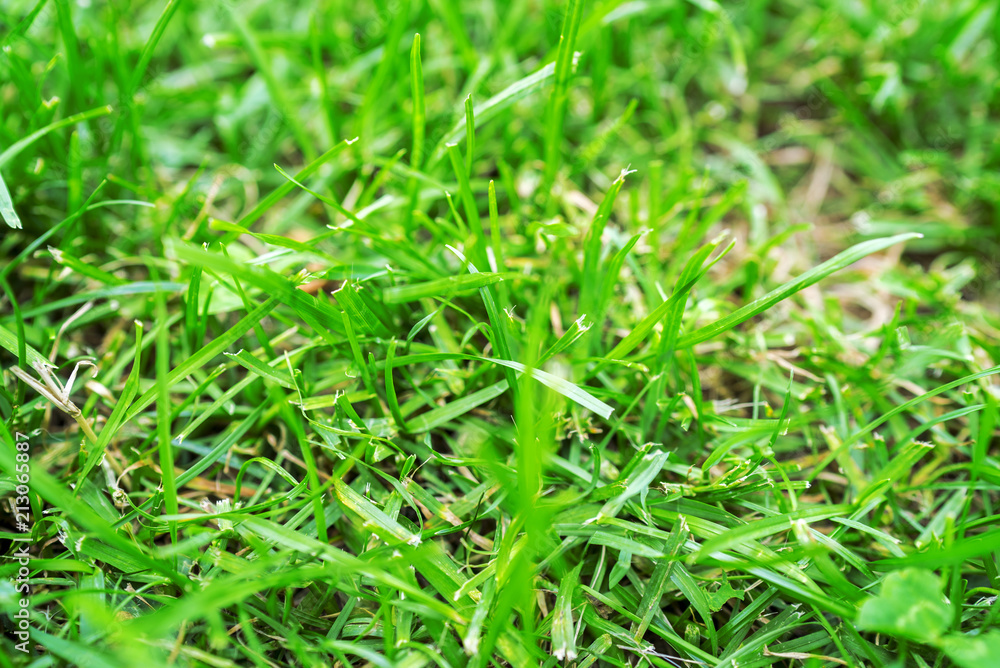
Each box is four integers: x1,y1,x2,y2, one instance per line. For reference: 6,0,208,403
542,0,584,203
75,320,144,488
431,62,557,158
384,339,407,432
464,95,475,176
226,3,316,162
447,143,486,267
334,281,391,338
0,421,187,587
405,32,425,230
0,105,113,168
225,349,297,389
231,137,357,233
152,270,178,544
383,272,507,304
602,238,735,362
123,297,280,422
551,563,583,660
407,380,509,433
0,169,22,229
580,167,633,321
447,246,518,400
388,350,613,419
677,233,922,349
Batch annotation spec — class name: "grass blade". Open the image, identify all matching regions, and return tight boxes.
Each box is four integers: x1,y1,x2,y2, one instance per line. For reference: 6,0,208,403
407,380,509,433
234,138,357,231
580,168,632,319
0,169,21,229
383,272,507,304
604,238,734,361
123,298,279,422
154,277,178,544
551,563,583,660
677,233,922,348
431,62,557,158
542,0,585,200
0,105,113,168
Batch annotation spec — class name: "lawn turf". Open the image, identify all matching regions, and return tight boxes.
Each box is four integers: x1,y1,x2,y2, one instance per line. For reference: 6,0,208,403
2,0,1000,666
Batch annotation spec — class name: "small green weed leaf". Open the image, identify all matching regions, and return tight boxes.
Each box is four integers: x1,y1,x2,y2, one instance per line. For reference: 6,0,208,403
939,631,1000,668
856,569,950,644
707,582,746,613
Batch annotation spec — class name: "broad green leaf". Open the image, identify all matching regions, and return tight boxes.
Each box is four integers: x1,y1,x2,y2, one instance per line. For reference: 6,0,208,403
940,631,1000,668
707,582,746,613
857,569,950,644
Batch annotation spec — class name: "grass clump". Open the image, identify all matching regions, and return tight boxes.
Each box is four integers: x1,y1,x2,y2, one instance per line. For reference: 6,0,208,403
2,0,999,666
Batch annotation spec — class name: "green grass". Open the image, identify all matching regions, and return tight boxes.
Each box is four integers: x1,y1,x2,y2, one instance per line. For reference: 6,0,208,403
2,0,1000,666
